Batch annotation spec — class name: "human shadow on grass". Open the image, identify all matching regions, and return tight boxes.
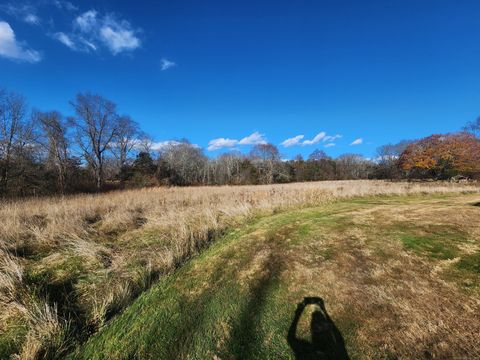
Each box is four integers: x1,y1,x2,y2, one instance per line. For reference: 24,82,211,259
287,297,350,360
225,250,283,358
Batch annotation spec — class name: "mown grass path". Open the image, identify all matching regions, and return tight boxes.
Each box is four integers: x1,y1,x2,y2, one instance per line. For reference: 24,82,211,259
71,194,480,359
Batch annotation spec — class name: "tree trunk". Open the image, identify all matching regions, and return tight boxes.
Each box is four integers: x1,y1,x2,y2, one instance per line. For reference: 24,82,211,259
96,167,102,191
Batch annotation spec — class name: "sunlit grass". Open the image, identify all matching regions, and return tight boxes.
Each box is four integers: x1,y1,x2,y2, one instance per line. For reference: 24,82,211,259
72,193,480,359
1,180,478,358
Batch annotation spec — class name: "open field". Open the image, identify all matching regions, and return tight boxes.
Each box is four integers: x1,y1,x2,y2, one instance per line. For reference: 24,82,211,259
1,181,479,359
73,193,480,359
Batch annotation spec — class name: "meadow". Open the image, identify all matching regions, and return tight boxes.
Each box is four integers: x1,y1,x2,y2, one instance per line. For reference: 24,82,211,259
1,180,479,359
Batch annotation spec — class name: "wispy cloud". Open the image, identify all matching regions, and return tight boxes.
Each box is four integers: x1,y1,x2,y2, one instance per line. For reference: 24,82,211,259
281,135,304,147
55,10,141,55
74,10,97,32
53,0,78,12
151,140,182,151
151,140,199,151
302,132,326,145
207,132,267,151
24,13,40,25
80,38,97,51
207,138,238,151
53,32,75,49
0,21,41,62
324,143,336,148
238,131,267,145
0,3,40,25
350,138,363,145
280,132,342,147
323,134,342,143
160,58,176,71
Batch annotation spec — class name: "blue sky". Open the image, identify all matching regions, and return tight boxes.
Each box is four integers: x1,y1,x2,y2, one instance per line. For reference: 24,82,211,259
1,0,480,159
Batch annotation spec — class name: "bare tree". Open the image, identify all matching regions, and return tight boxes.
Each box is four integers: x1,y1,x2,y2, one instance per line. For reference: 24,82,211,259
0,90,34,193
136,132,154,155
463,117,480,137
70,93,119,190
213,152,243,184
336,153,372,179
158,141,207,185
249,143,281,184
111,115,140,169
376,140,411,179
308,149,329,161
35,111,70,193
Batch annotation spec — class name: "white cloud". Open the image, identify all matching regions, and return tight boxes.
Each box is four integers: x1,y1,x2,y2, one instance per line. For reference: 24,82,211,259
60,10,141,55
54,32,98,52
24,14,40,25
323,134,342,143
150,140,200,151
74,10,98,33
207,138,238,151
206,132,267,151
53,32,75,49
281,131,341,147
151,140,182,151
0,3,40,25
80,37,97,51
53,0,78,11
160,58,176,71
100,25,140,54
324,143,336,148
238,131,267,145
0,21,41,63
303,132,326,145
281,135,304,147
350,138,363,145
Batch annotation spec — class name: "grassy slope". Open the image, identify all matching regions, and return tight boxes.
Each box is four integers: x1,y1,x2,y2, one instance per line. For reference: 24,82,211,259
71,194,480,359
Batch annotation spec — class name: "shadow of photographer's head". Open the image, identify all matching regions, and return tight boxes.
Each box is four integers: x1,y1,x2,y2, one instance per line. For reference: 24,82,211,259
288,296,350,360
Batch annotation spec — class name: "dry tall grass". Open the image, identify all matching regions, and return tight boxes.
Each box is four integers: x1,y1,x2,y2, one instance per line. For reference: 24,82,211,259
0,180,478,358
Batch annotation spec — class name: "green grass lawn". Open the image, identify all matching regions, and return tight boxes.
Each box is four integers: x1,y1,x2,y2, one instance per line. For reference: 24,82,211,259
69,194,480,359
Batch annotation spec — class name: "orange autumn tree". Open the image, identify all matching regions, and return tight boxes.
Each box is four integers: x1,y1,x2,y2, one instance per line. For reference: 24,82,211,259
399,132,480,178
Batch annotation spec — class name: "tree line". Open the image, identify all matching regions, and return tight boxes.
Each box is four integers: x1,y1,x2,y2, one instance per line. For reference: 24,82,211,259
1,88,479,197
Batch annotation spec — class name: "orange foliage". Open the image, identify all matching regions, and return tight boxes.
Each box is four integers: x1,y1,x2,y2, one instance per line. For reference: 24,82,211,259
399,133,480,176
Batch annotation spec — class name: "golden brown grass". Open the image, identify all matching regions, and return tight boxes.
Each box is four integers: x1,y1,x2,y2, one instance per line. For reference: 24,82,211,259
0,180,478,359
74,192,480,359
298,196,480,358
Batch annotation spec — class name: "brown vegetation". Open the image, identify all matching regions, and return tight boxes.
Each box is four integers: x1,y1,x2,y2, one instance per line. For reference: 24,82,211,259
75,190,480,359
0,180,478,358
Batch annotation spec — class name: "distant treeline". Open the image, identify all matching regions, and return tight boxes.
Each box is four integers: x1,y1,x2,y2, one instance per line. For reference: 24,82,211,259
1,88,479,197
